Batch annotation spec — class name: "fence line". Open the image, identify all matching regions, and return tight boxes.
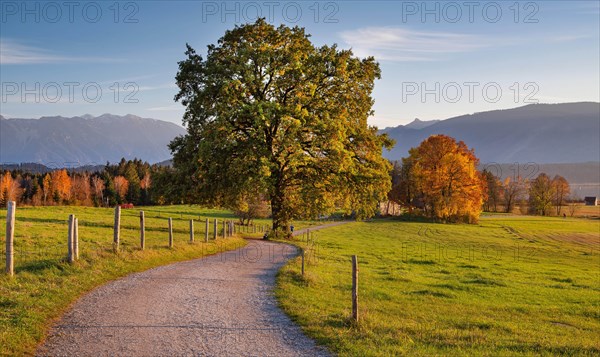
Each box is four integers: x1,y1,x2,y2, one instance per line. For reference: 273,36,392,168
2,204,282,275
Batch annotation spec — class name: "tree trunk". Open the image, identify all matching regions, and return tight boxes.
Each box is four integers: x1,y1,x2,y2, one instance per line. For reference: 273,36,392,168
270,185,289,233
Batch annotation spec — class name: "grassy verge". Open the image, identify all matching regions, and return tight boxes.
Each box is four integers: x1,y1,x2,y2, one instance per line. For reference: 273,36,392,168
0,205,246,356
275,217,600,356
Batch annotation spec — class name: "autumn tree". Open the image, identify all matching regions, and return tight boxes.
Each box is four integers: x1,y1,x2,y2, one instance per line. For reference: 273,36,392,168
113,176,129,203
71,173,92,206
552,175,570,215
407,135,484,223
0,172,6,204
502,176,526,213
50,169,71,204
171,19,393,231
0,172,22,205
528,173,554,216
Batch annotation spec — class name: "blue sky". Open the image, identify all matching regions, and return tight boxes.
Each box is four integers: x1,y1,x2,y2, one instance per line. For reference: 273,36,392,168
1,1,599,128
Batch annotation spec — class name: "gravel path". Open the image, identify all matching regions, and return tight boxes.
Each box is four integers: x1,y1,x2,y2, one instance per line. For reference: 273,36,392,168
37,222,352,357
37,224,345,357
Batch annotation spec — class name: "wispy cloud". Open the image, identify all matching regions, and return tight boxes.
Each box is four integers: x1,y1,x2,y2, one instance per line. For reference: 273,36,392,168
0,38,123,65
138,83,178,92
339,27,486,62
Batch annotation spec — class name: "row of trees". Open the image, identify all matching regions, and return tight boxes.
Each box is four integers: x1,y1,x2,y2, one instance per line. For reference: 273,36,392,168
0,140,575,223
483,171,572,216
0,159,167,207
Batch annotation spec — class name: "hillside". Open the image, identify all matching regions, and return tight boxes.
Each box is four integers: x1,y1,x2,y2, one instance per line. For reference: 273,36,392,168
0,114,186,164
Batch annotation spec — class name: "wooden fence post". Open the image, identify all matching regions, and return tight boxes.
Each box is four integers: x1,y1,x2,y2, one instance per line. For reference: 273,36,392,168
190,219,194,243
352,255,359,322
5,201,15,276
68,214,75,263
205,218,209,243
213,219,217,240
301,249,305,276
140,211,145,250
222,220,226,238
168,218,173,247
113,206,121,252
74,217,79,260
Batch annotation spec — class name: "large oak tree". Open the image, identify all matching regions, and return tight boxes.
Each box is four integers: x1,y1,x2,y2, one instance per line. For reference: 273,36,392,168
171,19,393,231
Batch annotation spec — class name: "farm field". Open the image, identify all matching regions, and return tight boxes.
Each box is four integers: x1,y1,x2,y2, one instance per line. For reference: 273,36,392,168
276,217,600,356
0,205,266,356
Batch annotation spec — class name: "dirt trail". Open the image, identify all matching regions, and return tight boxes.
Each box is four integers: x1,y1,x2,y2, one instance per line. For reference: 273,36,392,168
37,222,348,356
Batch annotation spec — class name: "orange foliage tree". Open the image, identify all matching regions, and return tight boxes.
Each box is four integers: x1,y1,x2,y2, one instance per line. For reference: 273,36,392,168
0,172,22,205
71,173,92,205
50,169,72,204
113,176,129,202
408,135,485,223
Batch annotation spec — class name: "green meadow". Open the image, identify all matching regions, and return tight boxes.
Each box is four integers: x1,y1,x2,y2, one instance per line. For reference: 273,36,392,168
0,205,253,356
2,205,598,356
276,217,600,356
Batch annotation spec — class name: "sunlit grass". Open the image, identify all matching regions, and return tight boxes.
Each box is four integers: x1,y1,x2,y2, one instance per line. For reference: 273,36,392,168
276,217,600,356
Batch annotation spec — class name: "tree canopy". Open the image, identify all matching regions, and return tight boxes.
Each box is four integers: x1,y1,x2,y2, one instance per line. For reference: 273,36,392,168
404,135,485,223
171,19,393,231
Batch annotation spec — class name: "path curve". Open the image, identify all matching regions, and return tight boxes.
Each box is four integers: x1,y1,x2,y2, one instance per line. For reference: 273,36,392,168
37,238,334,356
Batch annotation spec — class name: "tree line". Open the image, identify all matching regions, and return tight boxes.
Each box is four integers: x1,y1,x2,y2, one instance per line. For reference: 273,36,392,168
481,170,572,216
0,158,179,207
0,135,576,222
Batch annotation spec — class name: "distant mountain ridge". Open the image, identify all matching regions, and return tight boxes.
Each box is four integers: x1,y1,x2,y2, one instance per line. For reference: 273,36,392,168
381,102,600,164
0,114,186,164
403,118,440,130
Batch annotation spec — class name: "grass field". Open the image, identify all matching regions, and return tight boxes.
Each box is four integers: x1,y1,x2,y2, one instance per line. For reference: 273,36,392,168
0,205,254,356
276,216,600,356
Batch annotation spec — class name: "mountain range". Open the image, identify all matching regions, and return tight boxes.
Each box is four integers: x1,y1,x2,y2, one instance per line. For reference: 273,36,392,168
381,102,600,164
1,102,598,167
0,114,186,165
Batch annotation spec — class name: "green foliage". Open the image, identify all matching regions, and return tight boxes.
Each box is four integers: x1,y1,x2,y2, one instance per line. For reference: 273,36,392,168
528,173,554,216
172,19,393,230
